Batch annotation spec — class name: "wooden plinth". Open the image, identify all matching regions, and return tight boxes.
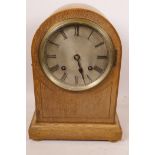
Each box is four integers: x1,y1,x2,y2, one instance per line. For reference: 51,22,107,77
29,113,122,141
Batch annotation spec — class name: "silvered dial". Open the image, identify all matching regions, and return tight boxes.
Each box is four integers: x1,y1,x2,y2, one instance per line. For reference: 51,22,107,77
40,19,115,91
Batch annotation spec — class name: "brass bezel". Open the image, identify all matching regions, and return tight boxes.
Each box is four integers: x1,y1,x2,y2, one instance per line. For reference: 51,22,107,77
39,18,115,91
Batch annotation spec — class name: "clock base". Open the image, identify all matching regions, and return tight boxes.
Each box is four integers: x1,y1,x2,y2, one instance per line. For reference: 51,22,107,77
29,112,122,141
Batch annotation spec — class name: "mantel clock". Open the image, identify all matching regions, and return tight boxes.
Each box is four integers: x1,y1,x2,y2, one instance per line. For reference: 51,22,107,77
29,5,122,141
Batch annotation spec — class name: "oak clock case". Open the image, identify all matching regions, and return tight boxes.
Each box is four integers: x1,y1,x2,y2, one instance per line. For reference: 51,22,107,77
29,8,122,141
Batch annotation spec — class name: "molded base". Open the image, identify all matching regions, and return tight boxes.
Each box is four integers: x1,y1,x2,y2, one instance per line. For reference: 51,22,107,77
29,113,122,141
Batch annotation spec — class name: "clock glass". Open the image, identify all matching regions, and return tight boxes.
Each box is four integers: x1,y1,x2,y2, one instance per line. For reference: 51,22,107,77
39,19,115,91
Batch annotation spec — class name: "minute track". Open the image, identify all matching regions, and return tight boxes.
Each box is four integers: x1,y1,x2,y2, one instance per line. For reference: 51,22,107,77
40,20,114,91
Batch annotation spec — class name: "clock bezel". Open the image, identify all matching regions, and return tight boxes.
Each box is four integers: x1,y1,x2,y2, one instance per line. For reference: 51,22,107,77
39,18,115,91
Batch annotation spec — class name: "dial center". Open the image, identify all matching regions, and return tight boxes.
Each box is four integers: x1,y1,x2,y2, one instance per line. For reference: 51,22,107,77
74,54,80,61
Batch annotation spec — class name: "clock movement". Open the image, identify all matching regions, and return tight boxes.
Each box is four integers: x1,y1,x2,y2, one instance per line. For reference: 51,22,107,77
29,5,122,141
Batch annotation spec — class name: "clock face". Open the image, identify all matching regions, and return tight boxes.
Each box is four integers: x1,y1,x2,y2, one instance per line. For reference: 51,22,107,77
40,19,115,91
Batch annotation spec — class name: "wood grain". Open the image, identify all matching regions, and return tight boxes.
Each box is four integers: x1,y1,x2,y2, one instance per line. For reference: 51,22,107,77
29,112,122,141
40,82,113,123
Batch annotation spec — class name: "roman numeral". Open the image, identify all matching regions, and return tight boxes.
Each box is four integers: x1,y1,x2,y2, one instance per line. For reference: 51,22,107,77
75,76,78,85
97,55,107,59
48,40,59,47
95,42,104,48
86,74,92,82
88,29,94,40
49,64,59,72
94,65,103,73
60,30,67,39
47,54,56,58
60,72,67,81
74,25,79,36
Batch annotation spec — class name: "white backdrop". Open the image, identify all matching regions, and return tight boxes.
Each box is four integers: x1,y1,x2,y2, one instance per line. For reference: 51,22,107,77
27,0,128,155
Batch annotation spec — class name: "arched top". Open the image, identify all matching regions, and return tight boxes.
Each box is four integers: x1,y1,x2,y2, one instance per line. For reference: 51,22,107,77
31,7,122,90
